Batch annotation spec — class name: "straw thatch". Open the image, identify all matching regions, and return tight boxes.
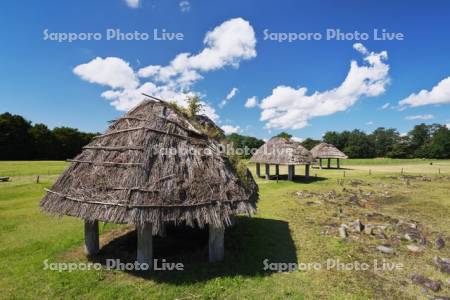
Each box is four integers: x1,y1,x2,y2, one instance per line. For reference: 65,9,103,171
40,99,258,234
310,142,348,159
194,115,225,138
250,137,313,165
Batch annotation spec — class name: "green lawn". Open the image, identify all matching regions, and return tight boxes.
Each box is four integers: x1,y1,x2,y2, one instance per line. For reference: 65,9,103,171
0,160,449,299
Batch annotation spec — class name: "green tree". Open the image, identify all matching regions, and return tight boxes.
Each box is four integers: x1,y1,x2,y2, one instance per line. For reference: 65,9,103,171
387,136,411,158
225,133,265,159
53,127,96,160
275,132,292,140
370,127,399,157
29,123,60,159
186,95,203,118
301,138,321,150
323,131,350,151
408,123,431,157
427,126,450,158
0,112,33,160
343,130,376,158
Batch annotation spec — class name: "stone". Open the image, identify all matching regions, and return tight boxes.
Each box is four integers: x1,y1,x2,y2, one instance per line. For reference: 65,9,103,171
377,245,394,254
339,225,348,238
435,237,445,250
411,275,442,292
432,296,450,300
364,224,374,235
373,227,388,239
433,256,450,274
403,230,421,242
404,233,414,241
419,236,427,246
406,244,425,253
350,219,364,233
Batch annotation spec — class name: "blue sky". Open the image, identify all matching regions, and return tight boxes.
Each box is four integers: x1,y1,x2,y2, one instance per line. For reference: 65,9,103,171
1,0,450,140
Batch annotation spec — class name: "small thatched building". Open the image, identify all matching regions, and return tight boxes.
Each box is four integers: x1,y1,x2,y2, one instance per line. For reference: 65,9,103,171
310,142,348,169
40,98,258,266
250,137,313,181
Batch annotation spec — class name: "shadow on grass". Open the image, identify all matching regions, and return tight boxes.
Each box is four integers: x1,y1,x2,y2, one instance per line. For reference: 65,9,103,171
311,167,354,171
258,174,327,183
90,216,297,284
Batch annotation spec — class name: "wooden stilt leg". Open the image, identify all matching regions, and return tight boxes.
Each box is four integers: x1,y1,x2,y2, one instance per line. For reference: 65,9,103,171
159,222,167,237
327,158,331,169
84,220,99,256
319,158,322,169
265,164,270,180
137,223,153,269
337,158,340,169
256,163,261,177
209,224,224,262
288,165,294,180
305,164,310,178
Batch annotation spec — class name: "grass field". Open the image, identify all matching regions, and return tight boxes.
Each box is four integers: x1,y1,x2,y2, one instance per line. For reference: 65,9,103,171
0,159,449,299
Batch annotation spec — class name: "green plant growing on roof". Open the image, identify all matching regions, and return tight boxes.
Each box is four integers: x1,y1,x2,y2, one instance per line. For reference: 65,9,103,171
186,95,203,118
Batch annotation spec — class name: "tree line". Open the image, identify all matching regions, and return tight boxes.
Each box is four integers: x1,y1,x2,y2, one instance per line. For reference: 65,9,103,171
0,112,98,160
1,112,449,160
278,124,450,159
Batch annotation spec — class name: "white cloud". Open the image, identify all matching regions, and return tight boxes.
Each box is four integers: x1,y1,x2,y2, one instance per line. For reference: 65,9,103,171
446,123,450,129
366,121,374,125
226,87,238,100
291,136,304,142
399,77,450,107
125,0,140,8
219,87,238,108
221,125,241,134
404,114,434,120
245,96,258,108
381,102,390,109
138,17,256,84
179,1,190,12
73,57,138,89
73,18,256,122
259,43,390,129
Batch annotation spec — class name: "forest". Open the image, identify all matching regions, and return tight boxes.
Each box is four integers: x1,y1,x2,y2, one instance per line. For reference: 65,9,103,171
1,112,449,160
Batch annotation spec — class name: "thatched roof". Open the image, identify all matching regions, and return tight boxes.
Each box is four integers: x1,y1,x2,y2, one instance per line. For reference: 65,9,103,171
194,115,225,139
310,142,348,159
250,137,313,165
40,99,258,234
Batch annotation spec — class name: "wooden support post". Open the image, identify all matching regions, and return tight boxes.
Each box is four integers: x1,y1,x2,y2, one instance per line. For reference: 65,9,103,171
209,224,224,262
137,223,153,268
265,164,270,180
159,222,166,237
275,165,279,177
305,164,310,178
327,158,331,169
84,220,99,256
319,158,323,169
288,165,294,180
337,158,340,169
255,163,261,177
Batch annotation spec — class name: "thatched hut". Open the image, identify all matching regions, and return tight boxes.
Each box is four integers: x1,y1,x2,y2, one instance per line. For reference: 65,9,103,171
40,98,258,266
250,137,313,181
310,142,348,169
